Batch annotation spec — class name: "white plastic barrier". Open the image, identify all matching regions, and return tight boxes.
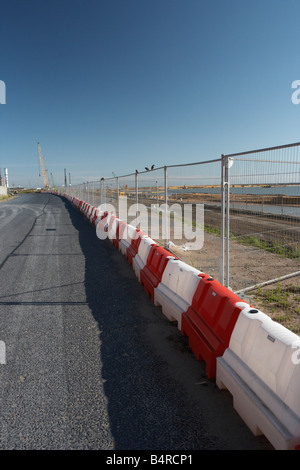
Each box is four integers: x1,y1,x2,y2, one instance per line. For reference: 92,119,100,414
84,204,92,218
153,259,202,330
119,224,139,256
94,210,104,228
89,206,97,224
96,212,113,240
92,208,103,226
107,217,119,243
86,205,94,220
216,302,300,450
82,202,88,215
81,202,87,214
132,236,157,282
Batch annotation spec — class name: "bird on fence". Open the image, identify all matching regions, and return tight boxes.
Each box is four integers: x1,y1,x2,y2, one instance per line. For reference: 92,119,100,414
151,164,155,170
145,167,150,171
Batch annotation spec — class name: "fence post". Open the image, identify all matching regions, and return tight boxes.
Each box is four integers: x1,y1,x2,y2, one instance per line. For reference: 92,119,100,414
135,170,139,228
225,158,230,288
116,176,119,218
164,165,169,246
225,156,234,288
220,155,225,285
100,178,104,206
220,155,234,288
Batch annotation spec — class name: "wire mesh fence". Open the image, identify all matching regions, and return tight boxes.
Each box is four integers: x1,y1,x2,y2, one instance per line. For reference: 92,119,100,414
224,143,300,293
58,142,300,294
165,159,222,279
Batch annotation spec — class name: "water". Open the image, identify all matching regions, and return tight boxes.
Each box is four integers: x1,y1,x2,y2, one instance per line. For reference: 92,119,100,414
168,185,300,218
169,185,300,197
229,202,300,218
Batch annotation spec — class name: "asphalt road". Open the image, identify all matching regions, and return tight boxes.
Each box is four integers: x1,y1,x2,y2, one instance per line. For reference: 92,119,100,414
0,193,273,450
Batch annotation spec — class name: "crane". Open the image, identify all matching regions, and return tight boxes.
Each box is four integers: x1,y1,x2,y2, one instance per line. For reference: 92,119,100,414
37,142,50,189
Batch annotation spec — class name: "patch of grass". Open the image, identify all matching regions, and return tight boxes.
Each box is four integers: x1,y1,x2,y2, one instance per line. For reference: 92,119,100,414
251,283,300,334
204,224,221,236
203,224,300,259
257,282,289,309
0,194,14,202
19,189,42,193
203,224,235,239
238,236,300,259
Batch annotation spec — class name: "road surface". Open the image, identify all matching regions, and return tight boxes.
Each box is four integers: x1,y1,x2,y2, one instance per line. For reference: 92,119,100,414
0,193,273,450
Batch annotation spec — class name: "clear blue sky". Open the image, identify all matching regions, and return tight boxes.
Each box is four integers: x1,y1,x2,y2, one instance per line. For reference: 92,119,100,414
1,0,300,187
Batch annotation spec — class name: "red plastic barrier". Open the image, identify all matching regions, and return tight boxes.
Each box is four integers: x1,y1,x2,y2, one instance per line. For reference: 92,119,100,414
85,204,92,218
82,203,88,216
112,220,128,249
107,215,117,240
89,207,96,224
140,246,177,301
96,211,111,235
87,206,93,223
181,275,242,379
127,229,148,265
91,208,99,226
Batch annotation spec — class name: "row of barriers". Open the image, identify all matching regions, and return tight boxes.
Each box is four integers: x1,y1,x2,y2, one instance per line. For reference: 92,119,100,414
51,190,300,450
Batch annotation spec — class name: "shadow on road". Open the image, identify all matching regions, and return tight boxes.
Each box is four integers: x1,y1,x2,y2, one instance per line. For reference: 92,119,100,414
63,198,220,450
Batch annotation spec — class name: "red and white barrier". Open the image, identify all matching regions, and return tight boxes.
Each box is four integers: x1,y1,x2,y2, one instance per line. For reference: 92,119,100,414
107,216,118,243
113,219,128,249
119,224,139,256
126,229,148,265
132,236,157,282
89,207,98,225
216,303,300,450
181,275,243,379
139,245,177,301
154,259,203,330
96,211,112,240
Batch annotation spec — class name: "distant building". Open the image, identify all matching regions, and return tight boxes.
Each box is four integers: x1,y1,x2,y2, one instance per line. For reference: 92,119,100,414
0,186,7,196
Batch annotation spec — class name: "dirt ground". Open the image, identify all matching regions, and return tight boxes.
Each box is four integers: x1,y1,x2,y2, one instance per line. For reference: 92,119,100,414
167,231,300,336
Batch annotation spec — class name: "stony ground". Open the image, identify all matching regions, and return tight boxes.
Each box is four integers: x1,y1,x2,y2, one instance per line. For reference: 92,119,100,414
168,231,300,335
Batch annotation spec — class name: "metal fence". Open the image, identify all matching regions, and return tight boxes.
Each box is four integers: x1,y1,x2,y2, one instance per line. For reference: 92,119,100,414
222,143,300,293
57,142,300,294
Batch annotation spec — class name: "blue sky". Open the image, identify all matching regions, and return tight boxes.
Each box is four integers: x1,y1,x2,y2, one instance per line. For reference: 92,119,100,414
1,0,300,187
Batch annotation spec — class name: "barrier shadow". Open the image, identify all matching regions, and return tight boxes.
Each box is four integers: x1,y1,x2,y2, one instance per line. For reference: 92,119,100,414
63,199,218,450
